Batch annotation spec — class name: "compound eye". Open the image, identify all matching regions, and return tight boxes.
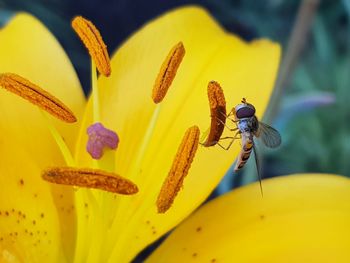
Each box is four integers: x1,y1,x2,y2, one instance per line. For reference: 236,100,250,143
236,106,255,118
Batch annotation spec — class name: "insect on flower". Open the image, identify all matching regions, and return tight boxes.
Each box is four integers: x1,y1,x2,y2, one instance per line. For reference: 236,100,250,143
204,92,281,195
226,98,281,193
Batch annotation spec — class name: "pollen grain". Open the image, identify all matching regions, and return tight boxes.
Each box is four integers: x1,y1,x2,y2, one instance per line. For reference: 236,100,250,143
0,73,76,123
152,42,185,103
42,167,138,195
157,125,200,213
203,81,226,147
72,16,111,76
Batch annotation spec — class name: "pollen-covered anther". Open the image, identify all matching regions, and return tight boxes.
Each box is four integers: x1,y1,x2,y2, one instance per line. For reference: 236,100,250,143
0,73,77,123
86,122,119,159
203,81,227,147
42,167,138,195
152,42,185,103
72,16,111,76
157,125,200,213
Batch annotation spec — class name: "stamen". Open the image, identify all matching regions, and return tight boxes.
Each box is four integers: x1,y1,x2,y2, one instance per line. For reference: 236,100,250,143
86,122,119,159
42,167,138,195
72,16,111,77
0,73,77,123
157,125,200,213
152,42,185,103
203,81,226,147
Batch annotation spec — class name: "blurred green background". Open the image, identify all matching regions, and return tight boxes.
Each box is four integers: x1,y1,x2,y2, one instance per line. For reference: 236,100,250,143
0,0,348,188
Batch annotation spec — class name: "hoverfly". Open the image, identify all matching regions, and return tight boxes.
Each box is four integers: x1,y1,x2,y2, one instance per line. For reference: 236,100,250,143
217,98,281,194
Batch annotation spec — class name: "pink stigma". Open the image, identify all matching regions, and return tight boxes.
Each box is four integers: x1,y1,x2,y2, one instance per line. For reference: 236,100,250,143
86,122,119,159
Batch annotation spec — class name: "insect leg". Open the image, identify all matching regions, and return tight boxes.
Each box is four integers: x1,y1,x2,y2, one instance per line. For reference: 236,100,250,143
223,109,239,124
226,108,235,117
216,132,241,150
227,117,239,124
218,110,238,123
216,116,238,132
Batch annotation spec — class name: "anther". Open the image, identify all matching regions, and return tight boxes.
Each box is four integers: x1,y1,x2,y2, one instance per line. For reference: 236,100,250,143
203,81,226,146
72,16,111,76
152,42,185,103
42,167,138,195
0,73,77,123
86,122,119,159
157,125,200,213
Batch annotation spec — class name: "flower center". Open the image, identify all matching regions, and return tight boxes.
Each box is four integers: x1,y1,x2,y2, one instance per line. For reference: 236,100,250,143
0,12,224,262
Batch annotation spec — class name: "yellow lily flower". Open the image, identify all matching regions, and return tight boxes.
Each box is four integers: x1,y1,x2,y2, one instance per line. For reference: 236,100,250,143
148,174,350,263
0,6,280,263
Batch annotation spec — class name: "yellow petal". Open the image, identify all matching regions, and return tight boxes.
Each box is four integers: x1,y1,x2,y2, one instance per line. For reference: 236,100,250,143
148,174,350,263
75,6,280,262
0,138,70,262
0,13,84,260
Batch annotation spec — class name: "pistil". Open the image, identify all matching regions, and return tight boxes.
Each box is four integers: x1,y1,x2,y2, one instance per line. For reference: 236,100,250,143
86,122,119,159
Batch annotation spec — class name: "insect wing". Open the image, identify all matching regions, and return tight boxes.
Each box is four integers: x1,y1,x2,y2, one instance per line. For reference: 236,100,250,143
257,122,281,148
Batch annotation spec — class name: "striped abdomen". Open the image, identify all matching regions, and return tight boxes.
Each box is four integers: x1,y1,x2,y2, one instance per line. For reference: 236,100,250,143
234,133,254,172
